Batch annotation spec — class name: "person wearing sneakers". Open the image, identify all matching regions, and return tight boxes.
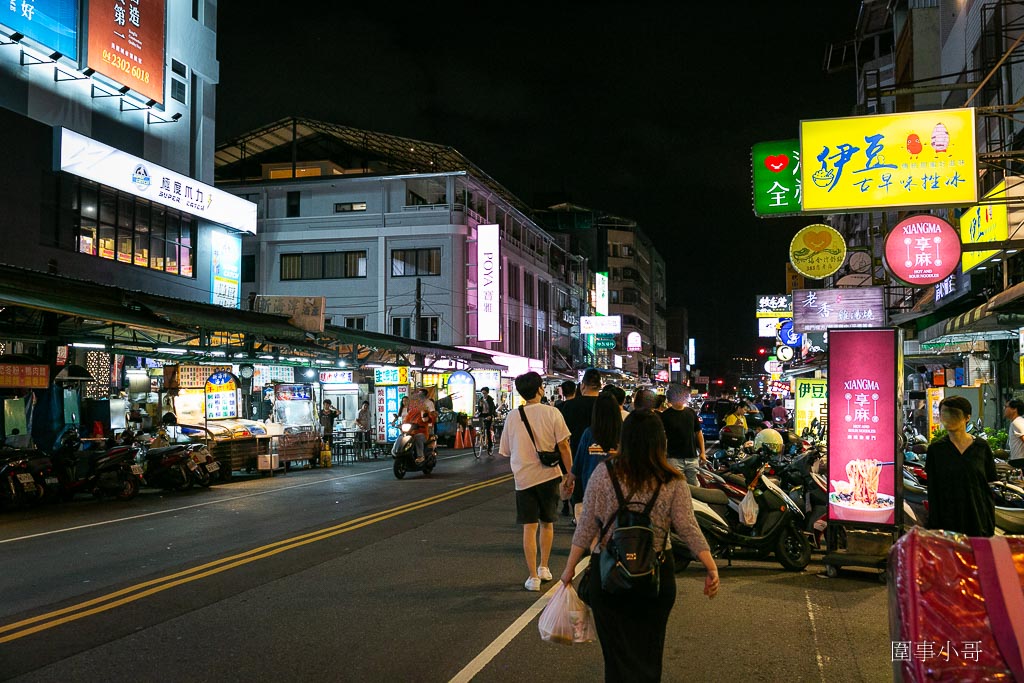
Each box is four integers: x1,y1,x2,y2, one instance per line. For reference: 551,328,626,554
499,371,573,591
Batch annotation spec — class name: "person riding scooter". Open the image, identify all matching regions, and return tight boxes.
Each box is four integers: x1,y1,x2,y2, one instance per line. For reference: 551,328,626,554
394,389,436,464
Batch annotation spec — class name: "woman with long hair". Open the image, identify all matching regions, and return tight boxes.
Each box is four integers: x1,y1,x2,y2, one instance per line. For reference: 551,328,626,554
570,393,622,523
559,410,718,682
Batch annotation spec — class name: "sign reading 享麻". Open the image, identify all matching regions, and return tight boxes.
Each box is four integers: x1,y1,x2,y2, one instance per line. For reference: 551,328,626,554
793,288,885,332
959,179,1009,273
751,140,801,217
827,329,899,527
801,108,977,213
87,0,165,105
789,224,847,279
883,215,961,286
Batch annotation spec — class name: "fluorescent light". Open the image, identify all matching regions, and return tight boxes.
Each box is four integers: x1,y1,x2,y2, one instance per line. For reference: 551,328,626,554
315,359,332,365
71,342,107,349
1007,250,1019,255
978,266,988,270
157,347,187,355
337,360,347,367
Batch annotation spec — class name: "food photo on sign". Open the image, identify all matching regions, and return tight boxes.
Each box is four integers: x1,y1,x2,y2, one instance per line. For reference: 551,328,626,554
827,329,898,527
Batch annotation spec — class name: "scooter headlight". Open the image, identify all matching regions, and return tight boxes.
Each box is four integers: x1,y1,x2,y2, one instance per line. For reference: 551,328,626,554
401,423,413,434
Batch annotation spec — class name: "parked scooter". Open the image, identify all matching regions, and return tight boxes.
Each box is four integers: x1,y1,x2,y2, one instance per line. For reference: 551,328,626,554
50,428,143,501
392,423,438,479
0,450,42,508
137,439,194,491
776,445,829,547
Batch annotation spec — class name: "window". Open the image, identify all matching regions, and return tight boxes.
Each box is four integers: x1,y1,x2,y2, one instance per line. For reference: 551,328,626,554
334,202,367,213
392,317,412,338
280,251,367,280
507,320,520,355
344,317,365,330
286,191,301,218
171,79,187,104
538,281,550,313
70,178,195,278
610,290,620,304
419,316,440,342
523,274,534,307
241,255,256,283
524,323,534,358
507,263,520,300
391,248,441,276
622,288,640,304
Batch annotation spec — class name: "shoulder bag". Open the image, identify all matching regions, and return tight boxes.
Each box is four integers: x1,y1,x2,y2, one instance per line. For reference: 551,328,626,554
519,406,561,467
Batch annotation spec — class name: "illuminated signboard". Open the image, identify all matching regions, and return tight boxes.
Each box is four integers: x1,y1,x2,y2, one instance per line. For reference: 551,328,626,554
0,364,49,389
319,371,354,385
447,370,476,418
0,0,78,59
626,331,642,351
758,317,780,338
376,385,409,442
793,287,885,332
595,272,609,316
790,224,847,279
58,129,257,234
688,338,695,366
210,231,241,308
477,224,501,341
883,214,960,286
88,0,165,105
827,329,898,527
470,369,501,396
801,107,977,213
751,139,801,217
793,378,827,435
373,366,409,386
580,315,622,334
205,371,239,420
959,179,1009,273
756,294,793,318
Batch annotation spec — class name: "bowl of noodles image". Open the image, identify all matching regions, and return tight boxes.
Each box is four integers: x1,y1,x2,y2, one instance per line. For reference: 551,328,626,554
830,458,895,523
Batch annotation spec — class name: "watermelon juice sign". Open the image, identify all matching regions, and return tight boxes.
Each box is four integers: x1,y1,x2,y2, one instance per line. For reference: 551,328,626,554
827,329,898,527
883,215,961,286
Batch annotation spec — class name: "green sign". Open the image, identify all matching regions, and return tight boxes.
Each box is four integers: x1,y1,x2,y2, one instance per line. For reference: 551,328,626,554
751,139,801,218
595,339,616,350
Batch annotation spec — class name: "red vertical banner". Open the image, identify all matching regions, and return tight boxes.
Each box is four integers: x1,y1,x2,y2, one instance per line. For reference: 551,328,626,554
88,0,166,104
827,328,899,527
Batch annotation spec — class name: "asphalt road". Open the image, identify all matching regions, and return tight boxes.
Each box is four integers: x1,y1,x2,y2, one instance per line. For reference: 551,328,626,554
0,449,892,682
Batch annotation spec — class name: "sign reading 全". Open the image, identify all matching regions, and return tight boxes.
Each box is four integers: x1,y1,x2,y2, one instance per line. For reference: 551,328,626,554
752,140,802,217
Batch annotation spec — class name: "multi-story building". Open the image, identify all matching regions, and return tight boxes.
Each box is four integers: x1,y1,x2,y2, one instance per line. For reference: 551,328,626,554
214,118,592,377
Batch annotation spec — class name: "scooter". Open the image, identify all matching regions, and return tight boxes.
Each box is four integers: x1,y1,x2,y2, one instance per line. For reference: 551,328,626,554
392,423,437,479
776,445,829,547
0,450,41,509
675,450,811,571
137,439,194,491
50,428,143,501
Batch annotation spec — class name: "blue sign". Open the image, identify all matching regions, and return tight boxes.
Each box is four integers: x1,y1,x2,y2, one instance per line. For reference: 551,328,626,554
1,0,79,60
778,320,802,348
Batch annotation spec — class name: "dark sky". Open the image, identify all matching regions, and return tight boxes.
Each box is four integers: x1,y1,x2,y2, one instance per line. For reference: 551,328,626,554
217,3,863,372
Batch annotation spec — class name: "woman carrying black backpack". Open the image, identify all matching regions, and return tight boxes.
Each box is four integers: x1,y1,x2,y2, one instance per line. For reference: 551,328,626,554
558,410,719,682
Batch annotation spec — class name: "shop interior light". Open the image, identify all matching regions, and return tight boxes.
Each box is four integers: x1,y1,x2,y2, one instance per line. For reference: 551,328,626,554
303,369,315,378
258,355,274,360
71,342,107,349
337,359,347,367
156,347,187,355
315,359,332,365
1007,249,1019,254
978,265,988,270
125,368,148,375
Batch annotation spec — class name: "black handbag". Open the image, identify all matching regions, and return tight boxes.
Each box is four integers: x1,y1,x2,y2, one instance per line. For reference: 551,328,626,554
519,406,561,467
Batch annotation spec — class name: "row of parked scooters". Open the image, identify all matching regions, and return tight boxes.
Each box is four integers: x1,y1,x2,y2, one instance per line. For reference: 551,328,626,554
0,427,221,509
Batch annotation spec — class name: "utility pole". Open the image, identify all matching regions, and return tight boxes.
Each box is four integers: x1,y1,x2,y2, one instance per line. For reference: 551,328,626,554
415,277,422,341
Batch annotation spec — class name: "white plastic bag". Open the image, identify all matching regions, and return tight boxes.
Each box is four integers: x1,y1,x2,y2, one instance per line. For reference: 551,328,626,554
538,583,597,645
739,489,759,526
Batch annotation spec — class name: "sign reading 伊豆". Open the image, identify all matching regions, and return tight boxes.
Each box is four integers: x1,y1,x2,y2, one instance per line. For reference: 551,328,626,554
792,288,885,332
752,140,802,217
793,378,827,435
883,215,961,286
800,108,978,213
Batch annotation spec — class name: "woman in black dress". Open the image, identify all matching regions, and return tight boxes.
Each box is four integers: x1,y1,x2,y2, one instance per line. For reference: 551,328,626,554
925,396,997,537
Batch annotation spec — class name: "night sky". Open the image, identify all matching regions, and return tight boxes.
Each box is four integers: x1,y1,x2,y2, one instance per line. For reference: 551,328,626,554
216,3,863,373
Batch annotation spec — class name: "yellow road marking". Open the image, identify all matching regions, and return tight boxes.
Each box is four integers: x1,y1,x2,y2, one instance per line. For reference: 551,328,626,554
0,474,513,642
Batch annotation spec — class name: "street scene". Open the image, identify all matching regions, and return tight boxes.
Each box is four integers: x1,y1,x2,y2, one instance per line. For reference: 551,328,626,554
2,1,1024,681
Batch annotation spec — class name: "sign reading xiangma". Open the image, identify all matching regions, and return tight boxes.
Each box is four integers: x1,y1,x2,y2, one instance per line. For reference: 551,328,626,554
883,215,960,286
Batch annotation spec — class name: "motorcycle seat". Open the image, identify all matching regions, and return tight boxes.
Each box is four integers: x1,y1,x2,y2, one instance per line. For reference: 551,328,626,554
147,445,187,458
724,472,748,489
688,485,730,506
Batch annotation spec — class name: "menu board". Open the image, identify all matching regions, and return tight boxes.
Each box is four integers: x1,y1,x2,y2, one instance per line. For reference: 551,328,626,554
204,371,239,420
376,385,409,442
166,364,232,389
0,364,49,389
827,329,898,527
275,384,313,401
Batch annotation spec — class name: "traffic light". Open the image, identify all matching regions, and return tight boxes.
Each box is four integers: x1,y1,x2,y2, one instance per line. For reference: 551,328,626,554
757,347,768,356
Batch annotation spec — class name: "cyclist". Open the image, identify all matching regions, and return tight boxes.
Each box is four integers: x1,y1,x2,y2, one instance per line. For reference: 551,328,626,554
477,387,497,454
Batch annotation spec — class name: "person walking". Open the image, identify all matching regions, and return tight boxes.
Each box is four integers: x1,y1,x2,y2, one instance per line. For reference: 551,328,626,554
559,410,719,681
559,368,601,516
477,387,498,454
570,392,622,525
660,383,705,485
771,399,789,427
554,380,577,409
926,396,997,537
1004,399,1024,469
498,371,573,591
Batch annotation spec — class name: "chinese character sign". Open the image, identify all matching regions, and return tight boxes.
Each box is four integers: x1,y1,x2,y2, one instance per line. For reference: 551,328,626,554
828,329,898,527
792,287,885,333
87,0,166,105
376,385,409,442
210,231,241,308
959,179,1009,273
204,371,239,420
794,378,827,435
0,364,49,389
477,224,501,341
883,215,960,286
755,294,793,318
0,0,79,59
751,140,802,217
789,224,847,279
801,108,978,212
373,366,409,386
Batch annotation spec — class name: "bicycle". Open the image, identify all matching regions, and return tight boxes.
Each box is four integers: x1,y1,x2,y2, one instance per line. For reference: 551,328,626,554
472,417,495,459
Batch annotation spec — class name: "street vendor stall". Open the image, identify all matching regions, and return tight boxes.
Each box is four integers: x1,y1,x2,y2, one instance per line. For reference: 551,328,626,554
271,383,321,466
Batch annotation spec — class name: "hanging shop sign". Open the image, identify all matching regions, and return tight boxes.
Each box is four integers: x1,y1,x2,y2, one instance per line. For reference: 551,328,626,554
0,364,49,389
580,315,622,335
800,108,978,213
827,328,898,527
751,139,802,217
789,224,847,279
204,371,239,420
776,345,794,362
319,371,354,385
769,380,791,395
959,179,1009,273
626,331,642,351
595,272,609,316
793,378,827,435
210,231,241,308
0,0,79,59
758,317,780,338
469,370,501,397
778,320,801,347
477,224,501,342
447,370,476,417
58,129,257,234
756,294,793,318
792,287,885,332
87,0,165,105
883,215,960,286
163,364,232,389
373,366,409,386
376,384,409,442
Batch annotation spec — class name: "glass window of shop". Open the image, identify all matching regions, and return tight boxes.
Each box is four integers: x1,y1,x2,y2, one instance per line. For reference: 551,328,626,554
280,251,367,280
72,179,195,277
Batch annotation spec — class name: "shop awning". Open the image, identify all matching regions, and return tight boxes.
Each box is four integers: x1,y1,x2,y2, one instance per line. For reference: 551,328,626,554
987,279,1024,313
919,301,1024,346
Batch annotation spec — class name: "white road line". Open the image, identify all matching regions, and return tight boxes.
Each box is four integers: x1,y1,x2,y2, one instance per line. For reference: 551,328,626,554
449,557,590,683
0,451,483,545
805,590,826,682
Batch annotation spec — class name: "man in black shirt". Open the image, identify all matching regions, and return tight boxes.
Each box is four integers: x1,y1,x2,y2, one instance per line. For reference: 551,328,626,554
477,387,497,454
558,368,602,516
660,383,705,485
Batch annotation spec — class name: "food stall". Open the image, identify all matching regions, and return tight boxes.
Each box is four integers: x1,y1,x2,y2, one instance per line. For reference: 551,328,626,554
318,370,364,427
271,383,321,465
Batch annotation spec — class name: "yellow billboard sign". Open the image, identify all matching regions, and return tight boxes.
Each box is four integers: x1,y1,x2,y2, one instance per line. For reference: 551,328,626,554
801,108,977,212
959,179,1008,273
794,378,828,435
789,224,847,279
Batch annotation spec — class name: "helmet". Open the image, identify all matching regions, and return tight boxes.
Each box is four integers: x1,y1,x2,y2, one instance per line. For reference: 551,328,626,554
753,427,784,455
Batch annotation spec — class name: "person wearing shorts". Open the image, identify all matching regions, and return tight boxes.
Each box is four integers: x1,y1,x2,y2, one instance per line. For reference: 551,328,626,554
499,371,573,591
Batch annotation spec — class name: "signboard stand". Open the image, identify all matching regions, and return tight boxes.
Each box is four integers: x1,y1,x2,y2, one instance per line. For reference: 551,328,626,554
822,327,904,582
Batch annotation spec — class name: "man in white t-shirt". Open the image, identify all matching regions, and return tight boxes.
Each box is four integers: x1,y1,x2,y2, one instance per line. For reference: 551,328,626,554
499,371,573,592
1004,399,1024,466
